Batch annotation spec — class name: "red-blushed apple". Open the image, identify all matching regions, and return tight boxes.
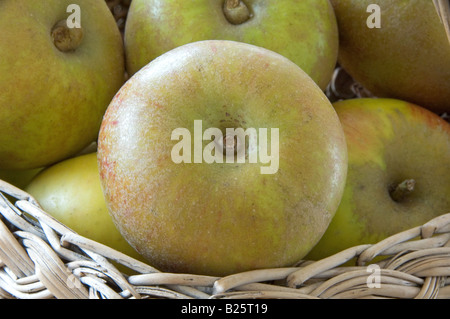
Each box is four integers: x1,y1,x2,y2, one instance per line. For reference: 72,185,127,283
124,0,339,90
330,0,450,114
98,40,348,276
0,0,125,170
307,98,450,261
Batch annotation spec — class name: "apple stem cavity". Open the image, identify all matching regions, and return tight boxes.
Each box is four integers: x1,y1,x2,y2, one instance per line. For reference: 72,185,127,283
223,0,252,25
389,179,416,202
51,20,84,52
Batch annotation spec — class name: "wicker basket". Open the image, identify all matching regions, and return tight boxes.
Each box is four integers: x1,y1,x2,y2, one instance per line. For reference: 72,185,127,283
1,178,450,299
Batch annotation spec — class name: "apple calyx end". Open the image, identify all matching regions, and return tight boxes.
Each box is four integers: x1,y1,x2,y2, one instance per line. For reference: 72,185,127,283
389,179,416,203
223,133,238,155
223,0,252,25
51,20,84,52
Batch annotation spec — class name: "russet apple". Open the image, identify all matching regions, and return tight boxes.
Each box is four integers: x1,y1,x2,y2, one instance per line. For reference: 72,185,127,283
124,0,339,90
0,0,125,170
330,0,450,114
98,40,348,276
25,152,144,264
307,98,450,260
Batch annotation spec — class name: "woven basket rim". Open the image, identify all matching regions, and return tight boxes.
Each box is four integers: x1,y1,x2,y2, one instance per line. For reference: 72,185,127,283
1,178,449,299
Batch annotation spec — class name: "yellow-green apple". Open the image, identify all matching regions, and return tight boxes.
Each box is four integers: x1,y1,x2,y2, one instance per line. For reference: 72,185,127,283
124,0,339,90
25,152,144,264
307,98,450,260
0,0,125,170
98,40,348,276
330,0,450,114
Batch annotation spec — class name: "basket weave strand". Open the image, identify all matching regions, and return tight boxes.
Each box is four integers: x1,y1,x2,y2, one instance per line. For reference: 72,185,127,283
0,179,449,299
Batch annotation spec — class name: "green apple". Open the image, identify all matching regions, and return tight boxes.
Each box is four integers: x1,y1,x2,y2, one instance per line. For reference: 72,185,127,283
0,167,43,190
124,0,339,90
307,98,450,260
25,152,144,264
0,0,125,170
330,0,450,114
98,40,348,276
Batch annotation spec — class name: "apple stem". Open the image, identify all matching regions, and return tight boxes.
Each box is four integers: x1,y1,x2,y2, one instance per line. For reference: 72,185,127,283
223,0,252,25
51,20,84,52
389,179,416,202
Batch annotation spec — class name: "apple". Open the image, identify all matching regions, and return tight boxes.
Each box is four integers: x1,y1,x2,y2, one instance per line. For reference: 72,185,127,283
307,98,450,261
330,0,450,114
25,152,145,264
0,0,125,170
98,40,348,276
124,0,339,90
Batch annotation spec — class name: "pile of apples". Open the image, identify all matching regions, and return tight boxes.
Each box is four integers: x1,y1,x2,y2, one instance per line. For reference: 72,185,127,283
1,0,449,277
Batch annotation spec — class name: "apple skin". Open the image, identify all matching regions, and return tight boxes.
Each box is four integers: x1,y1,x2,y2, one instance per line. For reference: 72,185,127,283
0,0,125,170
25,152,144,264
330,0,450,114
124,0,338,90
307,98,450,261
98,40,348,276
